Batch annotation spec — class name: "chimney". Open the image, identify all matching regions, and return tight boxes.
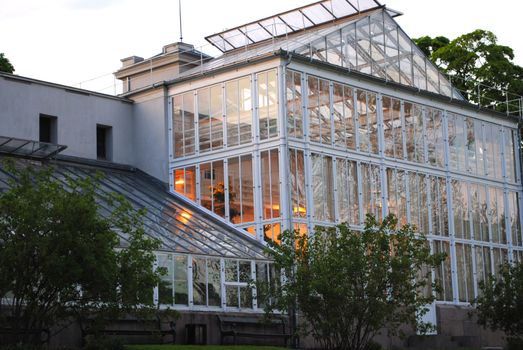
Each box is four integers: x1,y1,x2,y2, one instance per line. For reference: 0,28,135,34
120,56,144,68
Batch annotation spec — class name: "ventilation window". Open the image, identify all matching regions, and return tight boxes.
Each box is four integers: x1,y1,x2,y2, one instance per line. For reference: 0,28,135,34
96,124,113,161
39,114,57,143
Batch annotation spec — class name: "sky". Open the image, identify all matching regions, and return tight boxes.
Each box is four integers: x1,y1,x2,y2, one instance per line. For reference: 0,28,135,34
1,0,522,95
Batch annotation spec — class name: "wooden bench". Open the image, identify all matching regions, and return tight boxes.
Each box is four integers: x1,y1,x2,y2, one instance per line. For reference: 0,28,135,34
83,319,176,344
217,315,290,346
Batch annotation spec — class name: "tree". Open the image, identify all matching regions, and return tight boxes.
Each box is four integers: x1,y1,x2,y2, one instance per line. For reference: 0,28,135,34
476,262,523,345
414,30,523,113
261,214,445,350
0,53,14,74
0,160,165,346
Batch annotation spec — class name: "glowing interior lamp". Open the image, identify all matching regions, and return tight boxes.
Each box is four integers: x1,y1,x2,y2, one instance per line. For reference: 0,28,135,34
272,204,280,210
180,212,191,220
175,179,185,185
293,206,307,214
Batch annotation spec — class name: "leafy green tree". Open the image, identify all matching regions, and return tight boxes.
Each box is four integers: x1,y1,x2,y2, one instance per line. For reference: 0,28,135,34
476,262,523,345
0,160,166,346
0,53,15,73
261,214,445,350
414,30,523,113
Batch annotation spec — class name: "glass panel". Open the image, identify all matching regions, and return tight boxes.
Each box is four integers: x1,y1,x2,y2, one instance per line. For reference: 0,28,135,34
409,172,429,234
208,258,221,306
456,243,474,302
465,117,477,175
430,176,448,236
509,192,522,247
425,107,444,168
361,162,382,222
174,255,188,305
158,253,174,305
173,95,183,158
489,187,506,244
448,113,466,173
452,180,470,240
475,245,492,294
319,79,331,144
226,285,239,307
210,85,224,150
337,158,359,225
485,123,502,180
173,93,195,158
387,168,407,225
383,96,403,159
470,183,490,242
199,161,225,217
504,128,517,183
404,102,424,163
258,70,278,140
433,240,452,302
308,76,320,143
287,70,303,139
312,154,334,222
290,149,307,218
192,257,206,306
261,149,280,220
198,88,211,152
357,90,378,154
326,30,343,67
226,80,240,148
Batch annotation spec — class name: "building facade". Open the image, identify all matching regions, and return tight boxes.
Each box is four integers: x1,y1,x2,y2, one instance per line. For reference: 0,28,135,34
1,0,522,345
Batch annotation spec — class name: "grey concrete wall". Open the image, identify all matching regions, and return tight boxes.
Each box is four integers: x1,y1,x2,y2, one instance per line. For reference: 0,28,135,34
0,74,135,165
131,87,170,183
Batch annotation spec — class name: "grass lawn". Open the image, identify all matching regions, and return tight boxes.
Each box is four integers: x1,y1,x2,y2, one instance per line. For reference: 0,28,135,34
125,346,287,350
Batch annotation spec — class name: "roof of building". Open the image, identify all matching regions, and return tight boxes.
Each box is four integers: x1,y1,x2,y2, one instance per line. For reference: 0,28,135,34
0,155,268,261
205,0,399,53
0,72,133,104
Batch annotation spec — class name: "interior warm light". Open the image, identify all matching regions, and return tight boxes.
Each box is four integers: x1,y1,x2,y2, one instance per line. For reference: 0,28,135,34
293,206,306,214
175,179,185,185
181,212,191,220
272,204,280,210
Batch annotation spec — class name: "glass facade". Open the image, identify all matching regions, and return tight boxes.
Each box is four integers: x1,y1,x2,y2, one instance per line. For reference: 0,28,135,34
170,66,522,305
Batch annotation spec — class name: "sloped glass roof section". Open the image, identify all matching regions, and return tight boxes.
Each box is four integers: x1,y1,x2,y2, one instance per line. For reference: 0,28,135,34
206,0,387,53
292,9,462,99
0,135,67,160
0,157,267,260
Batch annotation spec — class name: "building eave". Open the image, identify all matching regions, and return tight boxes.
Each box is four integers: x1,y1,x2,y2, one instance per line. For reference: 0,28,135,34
0,72,133,104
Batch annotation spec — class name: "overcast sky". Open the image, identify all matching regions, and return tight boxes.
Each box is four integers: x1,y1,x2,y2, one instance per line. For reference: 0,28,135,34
2,0,522,94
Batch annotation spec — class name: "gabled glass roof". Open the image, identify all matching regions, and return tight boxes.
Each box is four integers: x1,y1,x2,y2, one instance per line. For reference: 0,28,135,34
0,136,67,160
0,157,268,260
205,0,389,52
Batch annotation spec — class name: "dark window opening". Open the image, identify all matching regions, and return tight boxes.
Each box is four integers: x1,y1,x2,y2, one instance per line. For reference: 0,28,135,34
39,115,57,143
96,124,113,161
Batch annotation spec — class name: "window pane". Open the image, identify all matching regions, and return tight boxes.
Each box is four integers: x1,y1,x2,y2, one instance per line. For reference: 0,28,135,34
433,240,452,302
158,253,174,305
426,108,444,167
361,163,382,222
261,149,280,220
174,255,188,305
258,70,278,140
192,257,207,306
239,77,252,144
319,79,331,144
210,85,224,150
383,97,403,159
287,70,303,139
337,158,359,225
308,76,320,143
198,88,211,152
452,180,470,239
290,149,307,218
226,80,240,147
430,176,448,236
208,258,221,307
405,103,424,163
241,155,255,223
409,172,429,234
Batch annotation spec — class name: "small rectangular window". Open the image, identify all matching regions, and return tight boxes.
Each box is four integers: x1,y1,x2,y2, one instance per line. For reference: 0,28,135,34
39,114,57,143
96,124,112,161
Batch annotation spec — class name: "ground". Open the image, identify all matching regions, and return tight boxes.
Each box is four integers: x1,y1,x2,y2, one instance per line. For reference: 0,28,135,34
125,346,287,350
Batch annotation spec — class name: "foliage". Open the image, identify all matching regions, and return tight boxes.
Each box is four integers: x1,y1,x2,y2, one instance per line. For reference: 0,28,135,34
0,159,167,346
414,30,523,113
0,53,14,74
476,262,523,342
261,214,445,350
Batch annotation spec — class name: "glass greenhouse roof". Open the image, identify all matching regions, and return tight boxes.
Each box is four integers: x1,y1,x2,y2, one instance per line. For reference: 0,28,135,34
0,136,67,160
0,157,268,260
206,0,389,52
